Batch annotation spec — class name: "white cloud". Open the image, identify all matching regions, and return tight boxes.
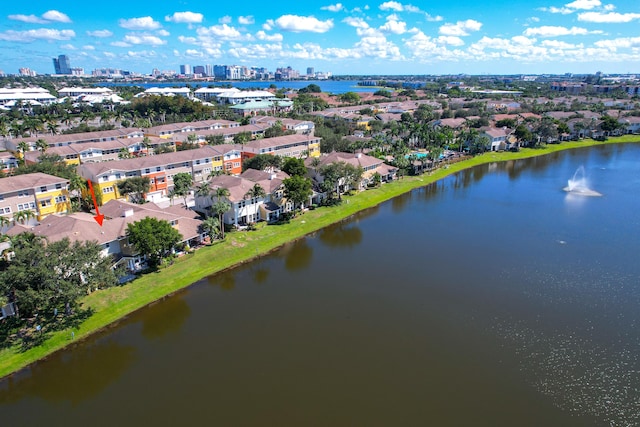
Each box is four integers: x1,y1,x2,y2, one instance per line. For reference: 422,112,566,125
87,30,113,38
83,45,96,50
564,0,601,9
322,3,344,12
594,36,640,49
239,16,255,25
439,20,482,36
41,10,72,23
273,15,333,33
122,34,166,46
523,25,591,37
125,50,158,59
185,49,204,57
119,17,162,30
103,51,116,58
343,17,369,28
8,14,47,24
165,11,203,24
255,31,283,42
425,14,444,22
578,11,640,22
541,40,582,49
0,28,75,42
60,44,76,50
219,16,232,24
545,7,573,14
198,24,243,39
380,1,404,11
156,29,170,37
379,14,407,34
178,36,198,44
437,36,465,46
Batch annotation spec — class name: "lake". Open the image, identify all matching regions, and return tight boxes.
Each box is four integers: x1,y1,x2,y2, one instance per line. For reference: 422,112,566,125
1,144,639,426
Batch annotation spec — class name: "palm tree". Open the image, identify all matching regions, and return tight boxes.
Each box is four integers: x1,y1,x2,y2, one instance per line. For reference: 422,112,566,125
211,187,231,239
0,215,10,231
46,120,59,135
244,183,267,223
16,141,30,159
14,209,36,225
35,138,48,154
200,217,220,243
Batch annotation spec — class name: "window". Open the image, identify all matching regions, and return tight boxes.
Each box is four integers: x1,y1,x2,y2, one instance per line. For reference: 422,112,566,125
103,187,114,194
55,183,62,189
145,168,150,174
1,207,11,214
17,202,36,211
156,167,161,172
233,162,240,168
40,199,51,208
17,190,29,198
55,195,67,203
0,194,3,201
115,173,121,180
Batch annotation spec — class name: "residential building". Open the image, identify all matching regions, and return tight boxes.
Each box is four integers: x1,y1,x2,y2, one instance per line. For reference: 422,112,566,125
0,172,70,223
0,87,57,107
6,200,204,272
193,169,292,226
0,152,19,174
243,133,322,159
304,151,398,195
78,146,224,203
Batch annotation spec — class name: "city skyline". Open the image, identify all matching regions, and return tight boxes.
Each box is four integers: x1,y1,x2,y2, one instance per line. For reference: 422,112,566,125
1,0,639,76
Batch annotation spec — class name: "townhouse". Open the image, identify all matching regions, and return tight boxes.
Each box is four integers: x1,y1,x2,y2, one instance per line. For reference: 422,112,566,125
243,133,322,159
77,146,233,203
304,151,398,192
7,199,203,272
194,169,292,226
22,136,172,166
6,127,145,152
0,172,70,224
481,127,514,151
248,116,315,134
146,119,240,139
0,152,19,174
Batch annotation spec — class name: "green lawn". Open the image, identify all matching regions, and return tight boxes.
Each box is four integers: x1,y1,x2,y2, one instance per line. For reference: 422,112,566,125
1,136,638,379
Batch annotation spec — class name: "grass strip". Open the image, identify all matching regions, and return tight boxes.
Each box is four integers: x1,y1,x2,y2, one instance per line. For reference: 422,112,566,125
1,136,638,379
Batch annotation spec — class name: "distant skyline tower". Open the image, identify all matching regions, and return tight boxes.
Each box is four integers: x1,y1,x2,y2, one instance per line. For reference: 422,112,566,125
52,54,71,74
307,67,314,76
180,64,192,75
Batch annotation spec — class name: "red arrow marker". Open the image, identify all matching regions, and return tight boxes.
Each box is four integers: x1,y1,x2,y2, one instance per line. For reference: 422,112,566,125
87,180,104,226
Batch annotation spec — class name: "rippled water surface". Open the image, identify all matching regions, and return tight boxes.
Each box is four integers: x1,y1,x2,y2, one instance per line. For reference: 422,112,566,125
1,144,639,426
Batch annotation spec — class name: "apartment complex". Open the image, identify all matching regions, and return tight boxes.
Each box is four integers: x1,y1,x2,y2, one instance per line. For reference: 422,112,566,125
0,172,71,223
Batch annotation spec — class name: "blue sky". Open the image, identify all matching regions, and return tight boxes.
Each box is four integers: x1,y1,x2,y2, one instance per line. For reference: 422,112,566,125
1,0,639,76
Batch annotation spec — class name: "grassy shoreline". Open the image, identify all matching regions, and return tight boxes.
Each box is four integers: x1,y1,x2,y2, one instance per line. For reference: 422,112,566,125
1,136,638,379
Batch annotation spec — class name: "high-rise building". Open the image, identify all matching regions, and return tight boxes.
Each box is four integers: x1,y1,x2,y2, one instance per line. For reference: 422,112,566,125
193,65,205,76
205,64,213,77
52,54,71,74
307,67,315,76
180,64,192,75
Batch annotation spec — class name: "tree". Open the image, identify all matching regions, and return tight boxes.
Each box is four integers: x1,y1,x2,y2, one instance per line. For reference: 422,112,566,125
172,172,193,206
281,157,307,177
35,138,48,154
200,217,220,242
116,177,151,204
244,183,266,201
264,121,287,138
13,209,36,225
126,217,182,267
0,236,118,320
283,175,313,212
339,92,361,104
210,187,231,239
242,154,283,172
205,134,226,145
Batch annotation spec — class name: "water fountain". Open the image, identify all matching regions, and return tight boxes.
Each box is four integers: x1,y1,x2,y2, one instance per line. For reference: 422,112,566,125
563,165,602,196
